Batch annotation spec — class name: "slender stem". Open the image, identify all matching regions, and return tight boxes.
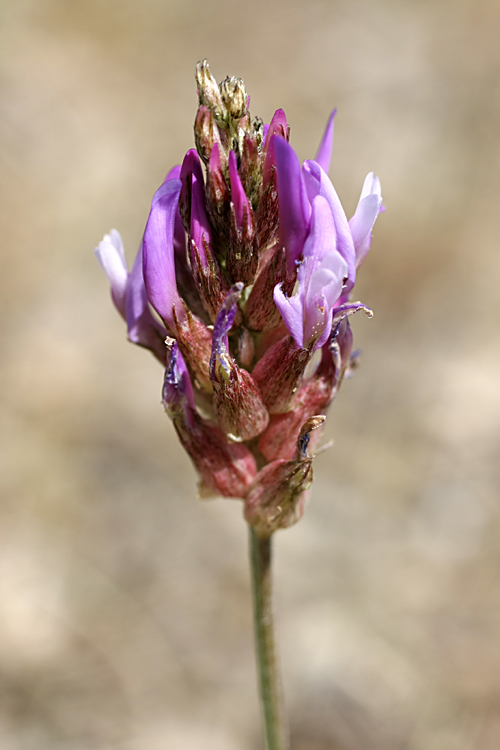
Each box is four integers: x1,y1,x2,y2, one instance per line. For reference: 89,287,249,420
249,527,289,750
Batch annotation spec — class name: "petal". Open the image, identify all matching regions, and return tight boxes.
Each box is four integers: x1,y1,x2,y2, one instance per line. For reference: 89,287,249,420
164,164,181,182
262,108,288,183
349,172,383,267
301,196,347,349
273,283,304,348
228,150,251,232
180,148,204,213
274,137,311,273
126,243,168,363
302,194,337,264
190,168,212,267
359,171,381,202
142,178,182,328
314,109,336,175
210,282,243,370
162,340,195,413
302,160,356,289
94,229,128,318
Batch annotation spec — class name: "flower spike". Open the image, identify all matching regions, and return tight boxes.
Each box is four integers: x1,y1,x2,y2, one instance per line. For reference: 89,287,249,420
95,59,380,526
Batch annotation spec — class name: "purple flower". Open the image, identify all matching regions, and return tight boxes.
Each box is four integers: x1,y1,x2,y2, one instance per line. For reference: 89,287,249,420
95,229,168,363
270,114,382,354
95,60,381,526
274,195,348,352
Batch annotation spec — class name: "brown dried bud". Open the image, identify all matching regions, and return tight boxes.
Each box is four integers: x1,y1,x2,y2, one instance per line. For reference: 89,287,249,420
196,60,226,120
219,75,247,121
244,416,325,536
194,105,227,167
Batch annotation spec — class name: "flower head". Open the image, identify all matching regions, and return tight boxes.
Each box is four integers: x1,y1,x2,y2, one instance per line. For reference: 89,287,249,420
95,60,382,534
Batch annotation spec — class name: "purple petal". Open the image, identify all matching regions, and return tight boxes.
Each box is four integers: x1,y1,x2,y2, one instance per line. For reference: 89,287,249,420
302,196,347,350
190,167,212,267
126,243,168,362
349,172,383,267
228,150,251,232
162,340,195,413
274,137,311,273
142,179,182,328
262,109,289,185
210,283,243,376
273,283,305,348
164,164,181,182
302,160,356,290
314,109,336,175
94,229,128,318
180,149,204,211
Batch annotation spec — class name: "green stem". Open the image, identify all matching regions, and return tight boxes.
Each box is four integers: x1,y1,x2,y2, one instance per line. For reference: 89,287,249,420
250,527,289,750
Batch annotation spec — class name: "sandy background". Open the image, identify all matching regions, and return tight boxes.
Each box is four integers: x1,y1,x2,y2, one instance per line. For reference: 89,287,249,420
1,0,500,748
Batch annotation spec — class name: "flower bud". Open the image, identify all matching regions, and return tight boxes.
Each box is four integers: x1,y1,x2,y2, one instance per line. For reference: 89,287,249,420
196,60,226,121
244,416,325,536
219,75,247,121
210,284,269,441
194,105,227,167
163,341,256,498
205,143,230,246
243,244,292,332
258,344,335,461
227,150,258,284
239,128,263,207
174,302,213,393
251,335,312,414
181,149,229,321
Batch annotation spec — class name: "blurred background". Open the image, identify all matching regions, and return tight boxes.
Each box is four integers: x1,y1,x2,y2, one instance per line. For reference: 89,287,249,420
1,0,500,748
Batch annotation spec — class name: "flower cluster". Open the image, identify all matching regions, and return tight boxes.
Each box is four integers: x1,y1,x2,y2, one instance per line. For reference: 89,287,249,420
95,61,382,537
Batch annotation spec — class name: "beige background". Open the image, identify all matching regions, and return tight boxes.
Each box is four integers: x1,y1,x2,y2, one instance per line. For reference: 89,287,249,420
1,0,500,748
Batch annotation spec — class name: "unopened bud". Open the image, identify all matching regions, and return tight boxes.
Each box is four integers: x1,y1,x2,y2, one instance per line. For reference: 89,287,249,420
244,415,325,536
227,150,258,284
210,284,269,441
194,105,226,166
196,60,226,120
251,335,312,413
259,348,336,461
220,75,247,121
243,245,290,332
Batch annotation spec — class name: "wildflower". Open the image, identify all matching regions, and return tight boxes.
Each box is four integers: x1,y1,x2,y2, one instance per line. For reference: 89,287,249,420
95,60,381,530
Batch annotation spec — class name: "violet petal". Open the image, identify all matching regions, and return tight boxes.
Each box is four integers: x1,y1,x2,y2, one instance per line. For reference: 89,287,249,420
142,178,182,329
274,137,311,273
302,159,356,290
314,109,336,175
126,244,168,363
349,172,383,267
94,229,128,319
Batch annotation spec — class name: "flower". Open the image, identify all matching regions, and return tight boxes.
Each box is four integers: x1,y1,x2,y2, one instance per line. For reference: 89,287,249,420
95,60,381,535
